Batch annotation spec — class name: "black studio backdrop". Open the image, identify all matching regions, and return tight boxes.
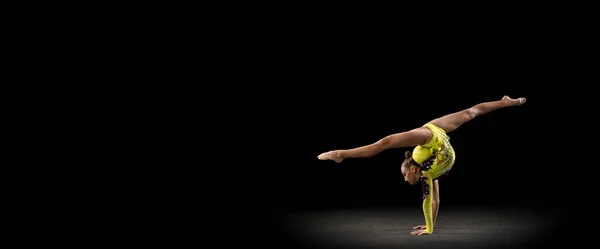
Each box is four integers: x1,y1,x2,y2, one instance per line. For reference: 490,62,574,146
216,21,578,246
234,26,569,221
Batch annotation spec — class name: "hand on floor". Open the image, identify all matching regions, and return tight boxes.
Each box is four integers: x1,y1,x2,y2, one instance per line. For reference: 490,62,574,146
410,229,430,236
412,225,426,230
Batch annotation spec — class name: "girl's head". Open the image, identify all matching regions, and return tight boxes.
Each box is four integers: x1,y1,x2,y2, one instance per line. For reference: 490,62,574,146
401,151,421,185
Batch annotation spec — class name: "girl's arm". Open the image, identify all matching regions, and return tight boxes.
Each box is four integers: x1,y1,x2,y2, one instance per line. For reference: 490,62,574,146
412,179,440,235
432,179,440,225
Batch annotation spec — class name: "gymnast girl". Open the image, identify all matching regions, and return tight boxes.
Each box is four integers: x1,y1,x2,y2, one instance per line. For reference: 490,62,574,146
317,95,526,235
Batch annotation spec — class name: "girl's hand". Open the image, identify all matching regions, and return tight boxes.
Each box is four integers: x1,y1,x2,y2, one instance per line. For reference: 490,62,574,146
412,225,426,230
410,229,430,236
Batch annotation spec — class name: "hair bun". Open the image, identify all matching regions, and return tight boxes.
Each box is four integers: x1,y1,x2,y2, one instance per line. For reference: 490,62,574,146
405,151,411,159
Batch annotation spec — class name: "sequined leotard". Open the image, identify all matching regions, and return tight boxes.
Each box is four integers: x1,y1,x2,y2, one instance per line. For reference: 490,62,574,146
411,123,456,234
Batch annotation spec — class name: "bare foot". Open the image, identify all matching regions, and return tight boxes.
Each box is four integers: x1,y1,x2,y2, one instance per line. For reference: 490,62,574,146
317,151,343,163
502,95,526,106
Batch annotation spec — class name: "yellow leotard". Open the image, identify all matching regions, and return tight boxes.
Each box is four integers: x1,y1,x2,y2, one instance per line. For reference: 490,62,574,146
412,123,456,234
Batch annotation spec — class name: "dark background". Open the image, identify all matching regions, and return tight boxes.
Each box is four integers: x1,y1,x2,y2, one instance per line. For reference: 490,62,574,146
241,82,569,247
240,27,567,210
203,20,581,247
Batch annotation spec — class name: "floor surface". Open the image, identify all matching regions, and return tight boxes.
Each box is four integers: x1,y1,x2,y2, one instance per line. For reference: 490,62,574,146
267,206,563,249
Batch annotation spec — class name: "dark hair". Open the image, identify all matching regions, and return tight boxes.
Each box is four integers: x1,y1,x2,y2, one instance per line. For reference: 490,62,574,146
402,151,420,170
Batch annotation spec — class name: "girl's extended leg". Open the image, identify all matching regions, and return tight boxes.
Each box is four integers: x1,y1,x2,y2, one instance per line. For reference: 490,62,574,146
317,95,526,163
317,127,434,163
427,95,526,134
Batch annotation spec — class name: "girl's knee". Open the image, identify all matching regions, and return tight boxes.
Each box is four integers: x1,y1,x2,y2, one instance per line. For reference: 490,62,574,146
465,108,478,120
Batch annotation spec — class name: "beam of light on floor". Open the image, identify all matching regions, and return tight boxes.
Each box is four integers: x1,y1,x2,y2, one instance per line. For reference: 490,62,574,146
274,206,562,249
